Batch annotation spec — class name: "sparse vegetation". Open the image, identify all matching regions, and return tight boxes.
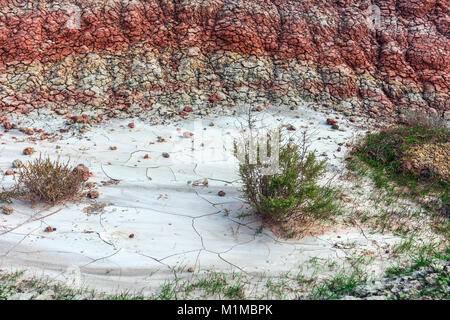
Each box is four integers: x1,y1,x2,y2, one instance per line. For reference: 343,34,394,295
310,270,366,300
234,130,339,235
9,155,88,205
1,240,447,300
0,187,24,204
350,122,449,217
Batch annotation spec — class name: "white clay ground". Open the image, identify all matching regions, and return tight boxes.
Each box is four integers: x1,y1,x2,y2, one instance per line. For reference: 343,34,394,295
0,106,409,296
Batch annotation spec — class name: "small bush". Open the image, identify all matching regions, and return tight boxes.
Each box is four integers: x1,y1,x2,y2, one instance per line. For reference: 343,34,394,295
235,131,339,224
17,155,87,204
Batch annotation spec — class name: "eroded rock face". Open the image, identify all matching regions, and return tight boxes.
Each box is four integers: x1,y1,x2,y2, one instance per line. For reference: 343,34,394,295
0,0,448,117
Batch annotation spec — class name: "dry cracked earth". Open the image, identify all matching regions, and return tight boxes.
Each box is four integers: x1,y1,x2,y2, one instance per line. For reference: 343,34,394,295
1,105,443,299
0,0,448,299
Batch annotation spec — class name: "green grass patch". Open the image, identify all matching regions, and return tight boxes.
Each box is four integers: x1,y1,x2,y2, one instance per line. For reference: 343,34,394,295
350,124,449,217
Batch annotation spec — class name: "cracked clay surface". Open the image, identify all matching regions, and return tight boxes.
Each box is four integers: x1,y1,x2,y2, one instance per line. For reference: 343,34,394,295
0,107,401,293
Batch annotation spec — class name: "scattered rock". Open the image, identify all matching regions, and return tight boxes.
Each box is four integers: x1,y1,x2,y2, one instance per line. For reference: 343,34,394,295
286,124,296,131
12,159,23,168
23,147,35,155
87,190,99,199
1,205,13,215
110,146,117,150
162,152,170,158
342,259,450,300
129,233,135,239
85,182,95,189
73,164,91,181
128,122,135,128
444,111,450,121
218,190,226,197
5,170,14,175
22,128,34,135
192,178,209,187
44,226,55,232
327,118,337,126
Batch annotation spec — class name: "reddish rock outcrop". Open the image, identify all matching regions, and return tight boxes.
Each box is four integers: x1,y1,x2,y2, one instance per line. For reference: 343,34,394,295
0,0,448,118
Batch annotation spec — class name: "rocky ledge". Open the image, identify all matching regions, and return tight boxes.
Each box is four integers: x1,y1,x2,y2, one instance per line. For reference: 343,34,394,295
0,1,448,120
347,259,449,300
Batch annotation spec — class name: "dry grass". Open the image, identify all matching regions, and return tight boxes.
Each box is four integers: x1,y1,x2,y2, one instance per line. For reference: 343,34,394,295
17,155,88,205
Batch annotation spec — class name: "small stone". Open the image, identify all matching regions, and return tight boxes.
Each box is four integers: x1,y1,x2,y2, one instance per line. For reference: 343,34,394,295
2,206,13,215
5,170,14,175
444,111,450,121
85,182,95,188
183,106,193,112
74,164,91,181
12,159,23,168
218,190,226,197
23,128,34,135
327,118,337,125
162,152,170,158
23,147,35,155
44,226,55,232
129,233,135,239
79,125,91,133
128,122,135,128
187,267,195,273
110,146,117,150
144,154,150,159
209,122,215,127
349,117,356,123
287,124,296,131
87,190,99,199
331,124,339,130
183,131,194,138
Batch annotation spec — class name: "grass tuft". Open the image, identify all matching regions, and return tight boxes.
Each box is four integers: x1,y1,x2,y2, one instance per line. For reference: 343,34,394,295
16,155,88,205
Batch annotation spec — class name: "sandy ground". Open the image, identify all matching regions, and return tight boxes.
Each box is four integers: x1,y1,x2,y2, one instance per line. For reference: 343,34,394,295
0,106,402,295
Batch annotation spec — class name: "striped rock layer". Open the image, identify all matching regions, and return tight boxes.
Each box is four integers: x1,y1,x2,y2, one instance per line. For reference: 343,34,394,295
0,0,449,117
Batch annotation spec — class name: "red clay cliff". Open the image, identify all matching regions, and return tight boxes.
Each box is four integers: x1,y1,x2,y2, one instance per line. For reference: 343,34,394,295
0,0,448,118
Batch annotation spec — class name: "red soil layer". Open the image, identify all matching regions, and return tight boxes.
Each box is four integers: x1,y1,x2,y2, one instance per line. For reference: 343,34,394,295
0,0,449,114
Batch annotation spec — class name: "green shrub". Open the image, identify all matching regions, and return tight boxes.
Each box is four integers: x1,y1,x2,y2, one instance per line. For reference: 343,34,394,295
235,131,339,223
